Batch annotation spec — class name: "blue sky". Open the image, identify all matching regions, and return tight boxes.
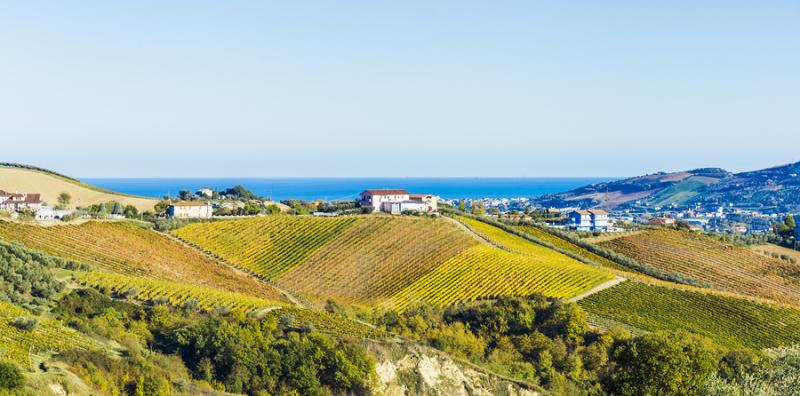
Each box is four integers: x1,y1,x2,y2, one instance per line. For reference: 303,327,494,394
1,1,798,177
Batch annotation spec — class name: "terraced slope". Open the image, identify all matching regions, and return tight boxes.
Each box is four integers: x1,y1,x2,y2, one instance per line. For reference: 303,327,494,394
0,301,96,365
278,217,477,301
391,244,614,311
580,281,800,349
173,216,360,278
0,221,281,300
597,229,800,303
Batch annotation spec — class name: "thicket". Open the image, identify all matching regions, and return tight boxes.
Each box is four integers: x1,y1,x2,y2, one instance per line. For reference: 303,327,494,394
55,288,376,395
372,294,799,396
0,240,88,311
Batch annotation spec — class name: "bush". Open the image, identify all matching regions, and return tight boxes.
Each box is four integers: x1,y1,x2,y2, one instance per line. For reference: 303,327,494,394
10,316,38,331
0,362,24,390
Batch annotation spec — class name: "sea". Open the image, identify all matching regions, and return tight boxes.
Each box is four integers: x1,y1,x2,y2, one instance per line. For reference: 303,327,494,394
83,178,612,202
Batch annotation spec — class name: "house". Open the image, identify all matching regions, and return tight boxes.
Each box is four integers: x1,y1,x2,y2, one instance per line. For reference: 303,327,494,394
385,201,428,214
409,194,438,213
647,217,675,226
0,190,43,211
567,209,610,231
359,190,438,214
167,201,213,218
359,190,410,213
35,208,73,221
196,188,214,198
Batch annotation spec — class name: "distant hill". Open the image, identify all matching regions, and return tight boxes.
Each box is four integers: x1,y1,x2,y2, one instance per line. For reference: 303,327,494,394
535,160,800,212
0,163,157,211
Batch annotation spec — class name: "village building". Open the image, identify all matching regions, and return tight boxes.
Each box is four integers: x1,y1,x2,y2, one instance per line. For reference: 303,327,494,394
167,201,213,219
647,217,676,226
35,208,73,221
567,209,610,231
0,190,43,211
196,188,214,198
409,194,438,213
359,190,438,214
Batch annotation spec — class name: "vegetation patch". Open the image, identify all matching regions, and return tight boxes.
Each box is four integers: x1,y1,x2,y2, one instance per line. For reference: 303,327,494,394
172,216,361,279
0,221,282,300
277,216,477,301
598,228,800,303
391,244,614,311
579,281,800,349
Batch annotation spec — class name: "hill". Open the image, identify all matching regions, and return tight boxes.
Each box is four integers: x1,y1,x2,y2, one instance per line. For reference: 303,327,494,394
0,220,284,301
0,164,157,211
595,228,800,304
580,280,800,349
534,160,800,212
173,215,614,308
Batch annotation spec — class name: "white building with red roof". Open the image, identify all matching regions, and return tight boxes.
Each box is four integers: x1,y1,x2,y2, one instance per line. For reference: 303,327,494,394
359,190,438,214
0,190,43,211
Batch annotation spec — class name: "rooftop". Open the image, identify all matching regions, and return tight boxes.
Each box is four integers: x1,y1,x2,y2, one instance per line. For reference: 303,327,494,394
170,201,212,207
362,189,410,195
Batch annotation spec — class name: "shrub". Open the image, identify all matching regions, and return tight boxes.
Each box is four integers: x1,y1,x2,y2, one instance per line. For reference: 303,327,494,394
0,362,24,390
10,316,38,331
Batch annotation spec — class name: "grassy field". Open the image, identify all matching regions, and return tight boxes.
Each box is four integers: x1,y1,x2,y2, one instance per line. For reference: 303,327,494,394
0,220,283,300
597,228,800,304
0,167,156,211
751,243,800,262
580,281,800,349
278,216,477,301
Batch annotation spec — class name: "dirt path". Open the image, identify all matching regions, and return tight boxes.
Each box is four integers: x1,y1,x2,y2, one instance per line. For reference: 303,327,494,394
159,230,311,308
566,276,626,303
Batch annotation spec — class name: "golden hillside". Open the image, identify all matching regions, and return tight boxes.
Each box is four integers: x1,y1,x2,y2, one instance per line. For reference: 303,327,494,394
0,166,156,211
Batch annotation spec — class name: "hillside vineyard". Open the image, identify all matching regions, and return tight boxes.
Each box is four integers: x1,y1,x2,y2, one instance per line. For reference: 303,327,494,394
172,216,614,307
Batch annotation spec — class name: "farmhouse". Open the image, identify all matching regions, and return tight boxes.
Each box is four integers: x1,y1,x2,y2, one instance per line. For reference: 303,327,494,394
567,209,610,231
0,190,43,211
35,208,73,220
647,217,675,226
167,201,213,219
409,194,438,213
359,190,438,214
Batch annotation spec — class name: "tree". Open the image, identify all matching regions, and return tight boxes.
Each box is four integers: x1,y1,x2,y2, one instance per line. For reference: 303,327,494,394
0,362,24,390
605,331,717,396
123,205,139,219
178,189,192,201
154,200,170,216
224,185,257,200
458,200,467,212
57,191,71,208
111,202,123,215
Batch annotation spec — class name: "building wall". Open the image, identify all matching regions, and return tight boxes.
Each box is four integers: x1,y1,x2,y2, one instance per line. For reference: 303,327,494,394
384,201,428,214
361,193,410,213
168,205,213,219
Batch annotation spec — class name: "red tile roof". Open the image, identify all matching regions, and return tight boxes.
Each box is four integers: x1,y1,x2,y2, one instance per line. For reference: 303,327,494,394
362,189,409,195
170,201,211,207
